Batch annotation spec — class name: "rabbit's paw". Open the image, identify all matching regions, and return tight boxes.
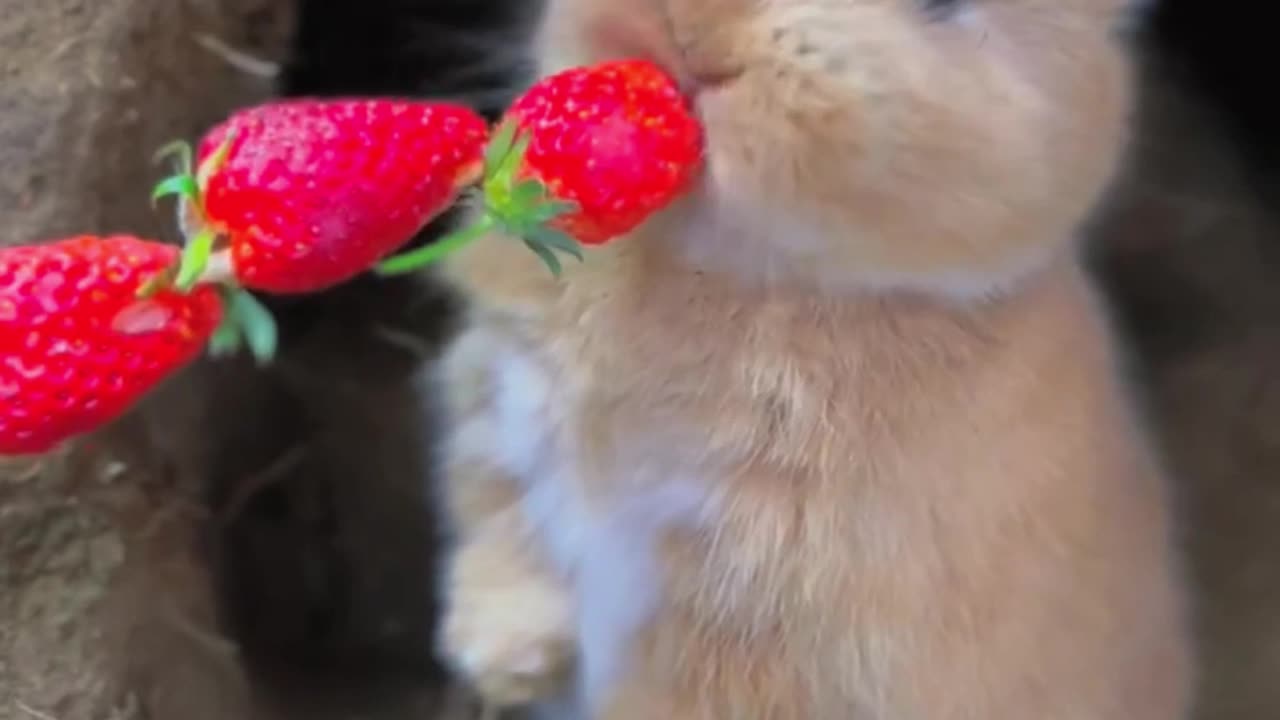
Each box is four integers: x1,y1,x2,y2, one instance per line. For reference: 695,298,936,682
439,539,575,707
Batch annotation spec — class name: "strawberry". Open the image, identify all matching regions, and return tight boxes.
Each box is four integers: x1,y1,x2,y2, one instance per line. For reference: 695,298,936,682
377,58,704,276
498,58,706,245
0,235,224,455
152,98,490,295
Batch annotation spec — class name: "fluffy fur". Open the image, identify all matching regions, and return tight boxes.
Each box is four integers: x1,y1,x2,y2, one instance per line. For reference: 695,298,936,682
429,0,1194,717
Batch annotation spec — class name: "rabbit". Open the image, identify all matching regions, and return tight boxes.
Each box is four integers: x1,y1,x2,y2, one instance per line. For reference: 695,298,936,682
426,0,1196,717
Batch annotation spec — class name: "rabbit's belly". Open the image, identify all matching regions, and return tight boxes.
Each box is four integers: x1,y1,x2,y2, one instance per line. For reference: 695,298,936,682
486,344,715,710
520,470,711,709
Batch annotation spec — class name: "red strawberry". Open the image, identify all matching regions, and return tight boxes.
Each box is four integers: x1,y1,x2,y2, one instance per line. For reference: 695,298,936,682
0,235,223,455
153,98,490,295
501,58,705,245
377,59,704,276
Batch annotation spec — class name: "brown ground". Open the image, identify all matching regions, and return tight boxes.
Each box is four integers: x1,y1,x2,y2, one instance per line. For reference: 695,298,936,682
1,1,294,718
1,4,1278,720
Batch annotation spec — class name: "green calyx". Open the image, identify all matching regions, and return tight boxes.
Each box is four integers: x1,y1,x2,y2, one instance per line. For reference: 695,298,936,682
208,285,279,367
376,119,585,278
147,131,278,366
150,132,237,293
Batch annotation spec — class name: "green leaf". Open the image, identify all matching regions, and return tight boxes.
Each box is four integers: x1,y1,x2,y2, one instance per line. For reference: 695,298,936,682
174,229,217,291
525,225,583,262
196,129,238,187
529,199,579,224
523,237,562,277
226,288,278,366
153,140,194,175
511,179,548,211
208,315,243,358
151,174,199,207
484,120,518,179
500,134,532,181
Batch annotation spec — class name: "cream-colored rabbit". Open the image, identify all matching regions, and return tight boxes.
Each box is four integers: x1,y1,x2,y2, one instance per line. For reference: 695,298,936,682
429,0,1194,717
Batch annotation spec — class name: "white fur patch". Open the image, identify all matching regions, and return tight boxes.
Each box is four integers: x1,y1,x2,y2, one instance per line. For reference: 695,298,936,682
477,341,718,714
490,347,557,480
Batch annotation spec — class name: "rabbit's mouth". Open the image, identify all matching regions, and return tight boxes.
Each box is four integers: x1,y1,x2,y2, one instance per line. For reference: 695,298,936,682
685,66,744,94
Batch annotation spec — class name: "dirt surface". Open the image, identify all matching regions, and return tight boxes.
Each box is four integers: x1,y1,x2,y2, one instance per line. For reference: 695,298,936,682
0,0,294,718
0,436,253,720
0,0,292,247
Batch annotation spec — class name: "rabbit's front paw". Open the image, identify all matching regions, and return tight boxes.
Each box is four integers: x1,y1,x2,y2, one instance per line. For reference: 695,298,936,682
439,539,575,707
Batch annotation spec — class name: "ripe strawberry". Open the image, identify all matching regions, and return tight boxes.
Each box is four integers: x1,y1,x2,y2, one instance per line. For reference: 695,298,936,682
153,98,490,294
377,58,704,276
0,235,223,455
500,58,705,245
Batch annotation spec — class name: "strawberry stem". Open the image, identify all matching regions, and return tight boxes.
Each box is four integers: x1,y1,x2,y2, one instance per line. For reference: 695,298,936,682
373,119,587,277
375,213,497,275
